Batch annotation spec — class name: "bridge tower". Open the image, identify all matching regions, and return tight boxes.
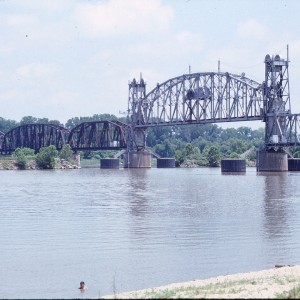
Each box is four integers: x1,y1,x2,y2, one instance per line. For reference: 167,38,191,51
125,77,151,168
257,50,290,171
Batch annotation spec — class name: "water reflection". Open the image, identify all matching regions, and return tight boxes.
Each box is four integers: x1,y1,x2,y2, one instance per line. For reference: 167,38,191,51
127,169,149,217
261,173,289,239
125,169,154,244
221,172,246,175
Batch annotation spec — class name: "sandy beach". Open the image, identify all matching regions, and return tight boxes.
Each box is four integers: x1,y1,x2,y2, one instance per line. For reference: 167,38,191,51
101,265,300,299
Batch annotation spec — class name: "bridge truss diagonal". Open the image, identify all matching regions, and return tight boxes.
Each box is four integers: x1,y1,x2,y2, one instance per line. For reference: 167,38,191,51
132,72,264,128
68,120,127,151
266,113,300,148
0,123,69,154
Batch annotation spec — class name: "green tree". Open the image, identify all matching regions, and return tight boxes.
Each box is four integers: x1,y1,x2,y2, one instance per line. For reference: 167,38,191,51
0,117,17,133
16,154,27,170
184,143,194,156
229,152,240,158
206,146,221,167
65,114,118,130
175,143,207,166
175,149,185,165
59,144,73,161
19,116,38,125
153,140,176,157
36,145,58,169
82,150,92,159
13,147,35,170
19,116,63,127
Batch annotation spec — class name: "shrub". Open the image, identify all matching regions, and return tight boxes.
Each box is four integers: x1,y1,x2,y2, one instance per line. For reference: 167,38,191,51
206,146,221,167
36,145,58,169
13,147,35,170
59,144,73,161
15,153,27,169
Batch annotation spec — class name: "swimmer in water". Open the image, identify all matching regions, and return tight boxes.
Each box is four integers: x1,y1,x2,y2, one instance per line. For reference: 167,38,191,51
79,281,87,291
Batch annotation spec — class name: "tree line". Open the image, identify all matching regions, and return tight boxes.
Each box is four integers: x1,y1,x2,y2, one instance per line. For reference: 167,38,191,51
1,114,299,167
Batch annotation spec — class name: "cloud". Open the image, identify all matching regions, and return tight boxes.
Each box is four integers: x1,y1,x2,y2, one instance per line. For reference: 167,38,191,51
0,10,77,51
289,40,300,59
3,0,74,13
16,63,60,79
236,19,268,40
5,14,38,28
124,29,204,83
129,30,203,58
73,0,174,38
0,44,13,55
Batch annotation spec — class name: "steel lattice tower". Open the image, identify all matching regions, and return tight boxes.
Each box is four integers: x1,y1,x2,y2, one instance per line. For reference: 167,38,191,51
263,49,291,149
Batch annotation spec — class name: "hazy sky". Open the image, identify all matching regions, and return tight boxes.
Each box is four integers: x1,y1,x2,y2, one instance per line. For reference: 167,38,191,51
1,0,300,128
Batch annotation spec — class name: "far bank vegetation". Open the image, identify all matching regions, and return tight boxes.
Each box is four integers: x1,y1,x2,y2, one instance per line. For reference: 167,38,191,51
1,114,300,168
0,145,79,170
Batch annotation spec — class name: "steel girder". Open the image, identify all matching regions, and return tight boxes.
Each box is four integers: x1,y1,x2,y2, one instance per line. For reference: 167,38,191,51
132,72,264,128
1,123,69,154
265,113,300,148
68,120,127,151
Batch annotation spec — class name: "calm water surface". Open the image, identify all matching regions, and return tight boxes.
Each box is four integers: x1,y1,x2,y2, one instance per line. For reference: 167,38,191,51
1,167,300,298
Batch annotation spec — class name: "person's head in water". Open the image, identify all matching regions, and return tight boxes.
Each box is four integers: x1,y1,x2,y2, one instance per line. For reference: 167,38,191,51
79,281,86,290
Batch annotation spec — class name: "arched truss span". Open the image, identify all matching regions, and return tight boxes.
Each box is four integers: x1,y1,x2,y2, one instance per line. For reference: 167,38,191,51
68,120,127,151
1,123,69,154
137,72,264,127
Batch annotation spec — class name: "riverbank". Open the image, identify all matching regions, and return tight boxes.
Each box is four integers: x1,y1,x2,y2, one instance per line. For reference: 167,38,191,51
101,265,300,299
0,158,80,170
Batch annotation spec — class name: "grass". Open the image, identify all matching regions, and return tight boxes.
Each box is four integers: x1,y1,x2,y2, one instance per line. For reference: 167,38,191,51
80,159,100,168
273,276,298,285
276,285,300,298
81,158,126,168
112,272,118,299
0,155,14,160
130,280,253,299
105,275,300,299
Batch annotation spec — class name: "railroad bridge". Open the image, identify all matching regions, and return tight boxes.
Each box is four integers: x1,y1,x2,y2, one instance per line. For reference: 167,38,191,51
1,48,300,171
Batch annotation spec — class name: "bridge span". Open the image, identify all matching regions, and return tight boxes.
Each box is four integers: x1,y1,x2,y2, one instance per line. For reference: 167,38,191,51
0,121,128,154
1,49,300,171
126,50,300,170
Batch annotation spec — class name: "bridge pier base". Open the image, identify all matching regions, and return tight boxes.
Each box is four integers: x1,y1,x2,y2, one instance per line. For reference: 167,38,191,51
221,159,246,173
157,158,176,168
256,150,288,172
72,153,81,168
124,151,152,168
288,158,300,171
100,158,119,169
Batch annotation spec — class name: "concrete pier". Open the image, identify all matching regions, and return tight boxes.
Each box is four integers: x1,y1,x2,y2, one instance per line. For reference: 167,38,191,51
100,158,119,169
124,151,152,168
72,153,81,168
288,158,300,171
221,159,246,173
256,150,288,172
157,158,175,168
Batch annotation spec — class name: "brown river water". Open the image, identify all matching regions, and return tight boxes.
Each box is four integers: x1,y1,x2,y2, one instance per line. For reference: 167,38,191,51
0,167,299,298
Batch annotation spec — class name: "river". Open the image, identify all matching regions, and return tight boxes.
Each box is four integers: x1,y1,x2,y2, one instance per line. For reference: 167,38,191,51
0,167,300,299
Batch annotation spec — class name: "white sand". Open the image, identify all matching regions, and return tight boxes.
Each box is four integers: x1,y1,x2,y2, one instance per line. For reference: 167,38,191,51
101,265,300,299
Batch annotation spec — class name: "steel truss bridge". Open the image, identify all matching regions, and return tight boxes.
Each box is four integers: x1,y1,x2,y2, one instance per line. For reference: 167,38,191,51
0,121,127,154
1,50,300,154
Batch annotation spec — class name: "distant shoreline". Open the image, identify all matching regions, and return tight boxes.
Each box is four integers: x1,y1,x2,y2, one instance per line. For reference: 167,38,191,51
101,265,300,299
0,158,80,170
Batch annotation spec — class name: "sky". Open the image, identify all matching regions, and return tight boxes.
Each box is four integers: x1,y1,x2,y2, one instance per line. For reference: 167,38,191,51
1,0,300,129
